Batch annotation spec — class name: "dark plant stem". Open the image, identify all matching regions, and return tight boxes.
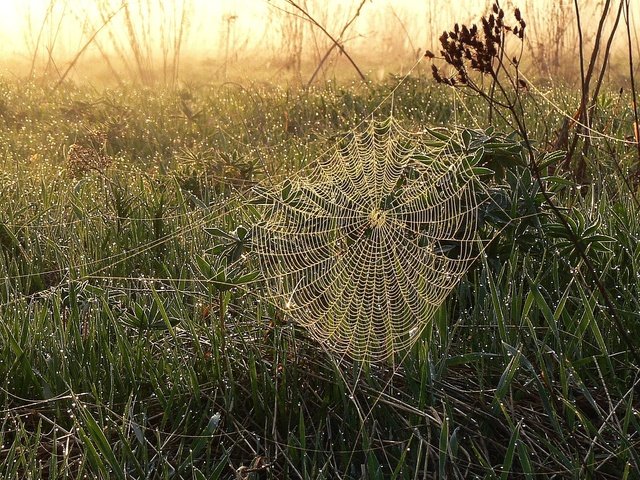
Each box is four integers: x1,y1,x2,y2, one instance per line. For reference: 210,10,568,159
432,1,640,365
496,67,640,369
624,0,640,167
589,0,625,114
489,42,640,365
219,290,226,353
515,115,640,368
566,0,614,179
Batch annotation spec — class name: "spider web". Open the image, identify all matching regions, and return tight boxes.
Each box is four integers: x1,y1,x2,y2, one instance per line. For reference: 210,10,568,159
251,117,486,361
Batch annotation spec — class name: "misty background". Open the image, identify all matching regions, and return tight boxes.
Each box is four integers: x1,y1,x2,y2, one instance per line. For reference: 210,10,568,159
0,0,638,85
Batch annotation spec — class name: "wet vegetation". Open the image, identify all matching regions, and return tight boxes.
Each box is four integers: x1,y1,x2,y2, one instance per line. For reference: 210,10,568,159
0,71,639,479
1,1,640,477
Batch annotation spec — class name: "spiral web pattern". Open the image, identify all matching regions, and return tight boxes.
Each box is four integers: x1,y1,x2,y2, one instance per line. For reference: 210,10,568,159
252,118,482,361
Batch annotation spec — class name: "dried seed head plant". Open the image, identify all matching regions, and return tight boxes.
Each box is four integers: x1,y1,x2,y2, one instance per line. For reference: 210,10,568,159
426,2,527,126
66,131,112,178
425,1,640,366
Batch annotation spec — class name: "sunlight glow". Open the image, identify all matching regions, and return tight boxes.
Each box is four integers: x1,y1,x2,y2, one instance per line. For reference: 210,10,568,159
0,0,636,82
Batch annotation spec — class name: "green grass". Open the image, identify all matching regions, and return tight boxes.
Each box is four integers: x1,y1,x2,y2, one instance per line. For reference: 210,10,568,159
0,77,639,479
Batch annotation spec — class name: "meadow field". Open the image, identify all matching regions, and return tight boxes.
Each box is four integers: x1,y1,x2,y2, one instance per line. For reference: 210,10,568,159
1,1,640,479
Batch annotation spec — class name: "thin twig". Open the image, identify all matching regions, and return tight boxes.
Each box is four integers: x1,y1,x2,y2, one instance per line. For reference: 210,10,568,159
282,0,367,83
307,0,367,87
623,0,640,167
566,0,614,178
28,0,55,79
52,4,125,91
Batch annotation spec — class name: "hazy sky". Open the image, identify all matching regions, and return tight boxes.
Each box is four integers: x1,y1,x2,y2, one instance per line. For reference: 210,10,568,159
0,0,636,81
0,0,502,57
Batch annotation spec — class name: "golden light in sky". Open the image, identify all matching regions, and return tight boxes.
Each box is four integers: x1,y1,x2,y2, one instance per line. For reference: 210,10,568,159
0,0,637,83
0,0,508,57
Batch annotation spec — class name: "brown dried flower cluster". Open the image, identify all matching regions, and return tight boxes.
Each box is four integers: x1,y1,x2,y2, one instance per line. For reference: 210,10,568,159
426,3,526,86
66,131,112,177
